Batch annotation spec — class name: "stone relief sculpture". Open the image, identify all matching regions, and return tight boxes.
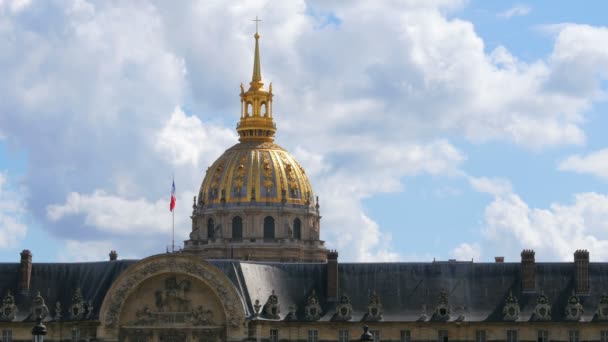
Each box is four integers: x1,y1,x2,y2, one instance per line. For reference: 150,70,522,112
333,293,353,321
0,291,18,321
31,291,50,320
70,288,87,320
596,293,608,321
155,277,192,312
365,291,383,321
565,291,584,321
261,290,280,319
502,291,520,321
304,289,322,321
104,258,243,329
533,292,552,321
132,276,215,326
434,289,450,321
191,305,215,326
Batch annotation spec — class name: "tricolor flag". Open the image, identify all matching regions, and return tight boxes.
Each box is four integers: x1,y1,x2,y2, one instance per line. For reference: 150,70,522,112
170,180,176,212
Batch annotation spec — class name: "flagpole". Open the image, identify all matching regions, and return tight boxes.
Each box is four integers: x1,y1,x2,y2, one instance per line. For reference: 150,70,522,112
172,208,175,253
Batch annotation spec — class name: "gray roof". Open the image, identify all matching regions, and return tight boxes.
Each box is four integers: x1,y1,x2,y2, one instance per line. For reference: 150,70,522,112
1,258,608,323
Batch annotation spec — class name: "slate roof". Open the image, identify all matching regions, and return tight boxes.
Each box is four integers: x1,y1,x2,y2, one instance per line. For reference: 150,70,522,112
1,258,607,323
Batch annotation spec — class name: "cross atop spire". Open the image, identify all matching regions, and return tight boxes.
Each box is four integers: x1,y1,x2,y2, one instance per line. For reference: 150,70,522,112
252,16,262,35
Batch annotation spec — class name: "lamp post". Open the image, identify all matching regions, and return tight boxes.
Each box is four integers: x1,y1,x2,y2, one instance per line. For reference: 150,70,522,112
31,316,47,342
360,325,373,342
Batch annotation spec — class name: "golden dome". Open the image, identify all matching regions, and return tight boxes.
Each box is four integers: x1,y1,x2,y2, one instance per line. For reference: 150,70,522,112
198,141,314,208
198,31,314,208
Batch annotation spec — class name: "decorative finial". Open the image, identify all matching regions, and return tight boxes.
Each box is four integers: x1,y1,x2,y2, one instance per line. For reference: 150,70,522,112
253,16,261,35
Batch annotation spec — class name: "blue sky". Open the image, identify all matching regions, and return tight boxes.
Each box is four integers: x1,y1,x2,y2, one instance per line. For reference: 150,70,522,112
1,0,608,262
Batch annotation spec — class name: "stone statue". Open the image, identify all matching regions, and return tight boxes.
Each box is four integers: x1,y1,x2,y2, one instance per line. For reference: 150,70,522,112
240,83,245,94
214,224,223,238
286,223,293,239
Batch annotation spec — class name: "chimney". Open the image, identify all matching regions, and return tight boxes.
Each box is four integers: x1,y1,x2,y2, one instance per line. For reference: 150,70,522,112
574,250,589,294
109,250,118,261
495,256,504,263
19,249,32,295
521,249,535,293
326,250,339,302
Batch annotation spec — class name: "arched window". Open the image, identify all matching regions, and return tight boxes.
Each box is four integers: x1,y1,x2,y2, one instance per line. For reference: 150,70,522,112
261,102,267,117
293,218,302,240
232,216,243,241
263,216,275,240
246,102,253,117
207,218,215,238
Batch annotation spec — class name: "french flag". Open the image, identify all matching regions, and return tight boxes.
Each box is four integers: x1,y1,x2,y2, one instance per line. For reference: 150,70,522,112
170,180,176,212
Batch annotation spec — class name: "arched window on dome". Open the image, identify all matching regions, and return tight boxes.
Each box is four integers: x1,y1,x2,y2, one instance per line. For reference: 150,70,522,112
207,218,215,239
232,216,243,241
293,218,302,240
263,216,275,240
246,102,253,117
261,102,267,117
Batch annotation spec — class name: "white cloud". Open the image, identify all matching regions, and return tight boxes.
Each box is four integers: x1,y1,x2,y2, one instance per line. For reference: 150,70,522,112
155,107,236,167
559,148,608,180
468,176,513,196
467,178,608,261
2,1,608,261
498,5,531,19
451,242,481,261
0,172,27,249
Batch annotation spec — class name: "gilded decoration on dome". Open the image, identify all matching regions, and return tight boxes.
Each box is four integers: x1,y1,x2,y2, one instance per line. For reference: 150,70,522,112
262,155,274,193
233,155,247,196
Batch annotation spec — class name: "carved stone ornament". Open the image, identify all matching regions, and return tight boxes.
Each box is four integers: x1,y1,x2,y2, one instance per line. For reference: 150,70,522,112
253,299,261,317
101,255,244,329
333,293,353,321
54,301,62,321
565,291,584,321
596,293,608,321
502,291,520,321
365,291,383,321
70,288,86,319
0,291,18,321
417,305,428,322
261,290,280,319
31,291,50,319
304,289,322,321
533,292,552,321
284,304,297,321
434,289,450,321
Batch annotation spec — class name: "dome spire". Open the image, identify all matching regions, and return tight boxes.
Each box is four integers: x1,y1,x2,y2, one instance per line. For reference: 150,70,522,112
237,16,276,143
251,16,263,89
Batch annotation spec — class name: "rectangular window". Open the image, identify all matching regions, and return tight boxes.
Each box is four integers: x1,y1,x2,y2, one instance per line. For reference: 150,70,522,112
2,330,12,342
601,331,608,342
507,330,518,342
270,329,278,342
569,331,579,342
538,330,548,342
370,330,380,342
308,330,319,342
71,328,80,342
476,330,486,342
339,330,349,342
438,330,448,342
401,330,411,342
